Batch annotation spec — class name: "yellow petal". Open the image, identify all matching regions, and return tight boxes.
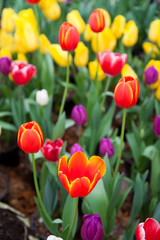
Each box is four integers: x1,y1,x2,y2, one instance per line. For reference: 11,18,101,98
0,30,14,53
98,9,111,28
74,41,89,67
1,8,17,32
122,20,138,47
142,42,160,58
148,19,160,44
39,1,61,21
88,59,106,82
50,44,72,67
0,48,12,59
83,24,94,42
40,34,51,54
67,10,85,34
121,64,138,79
111,15,126,39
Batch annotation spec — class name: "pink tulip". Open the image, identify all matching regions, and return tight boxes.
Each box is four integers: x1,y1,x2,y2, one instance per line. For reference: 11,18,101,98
136,218,160,240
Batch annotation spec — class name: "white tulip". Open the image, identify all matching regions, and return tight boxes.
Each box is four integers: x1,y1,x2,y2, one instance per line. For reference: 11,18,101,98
47,235,63,240
36,89,49,106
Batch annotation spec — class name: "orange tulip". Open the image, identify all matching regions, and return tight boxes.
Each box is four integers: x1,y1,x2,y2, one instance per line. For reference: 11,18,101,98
18,121,43,153
89,9,105,33
58,151,106,198
114,76,139,109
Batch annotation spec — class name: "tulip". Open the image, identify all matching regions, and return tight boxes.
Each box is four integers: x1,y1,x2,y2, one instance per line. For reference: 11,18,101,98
58,151,106,198
66,10,85,34
36,89,49,106
0,57,11,75
136,218,160,240
153,115,160,136
121,63,138,79
97,50,127,77
10,61,37,86
71,105,87,125
47,236,63,240
81,214,104,240
144,60,160,89
111,15,126,39
40,34,51,54
99,138,114,158
1,8,17,32
70,143,84,156
74,41,89,67
91,28,117,53
41,139,63,162
155,86,160,100
50,44,72,67
0,48,12,59
89,9,105,33
142,42,160,58
99,9,111,28
122,20,138,47
0,30,14,53
144,66,158,85
114,76,139,109
59,22,80,52
148,19,160,45
26,0,40,3
38,0,61,21
88,59,106,82
17,121,43,153
83,24,94,42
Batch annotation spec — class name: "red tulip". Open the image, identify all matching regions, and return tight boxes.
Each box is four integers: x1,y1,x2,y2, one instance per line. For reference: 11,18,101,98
89,9,105,33
26,0,40,4
41,138,64,162
59,22,80,52
97,50,127,77
136,218,160,240
58,151,106,198
114,76,139,108
10,61,36,86
18,121,43,153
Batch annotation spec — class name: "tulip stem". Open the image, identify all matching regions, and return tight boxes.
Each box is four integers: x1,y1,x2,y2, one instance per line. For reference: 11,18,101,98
101,76,111,111
58,51,70,119
31,153,52,225
66,197,79,240
113,108,127,179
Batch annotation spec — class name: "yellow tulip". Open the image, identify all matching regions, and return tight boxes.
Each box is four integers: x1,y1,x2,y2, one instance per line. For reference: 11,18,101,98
40,34,51,54
39,0,61,21
142,42,160,58
74,41,89,67
0,48,12,59
122,20,138,47
67,10,85,34
1,8,17,32
148,19,160,44
14,9,39,53
17,53,28,62
145,60,160,89
121,64,138,79
155,85,160,100
88,59,105,82
50,44,72,67
91,28,117,53
83,24,94,42
0,30,14,53
111,15,126,39
98,9,111,28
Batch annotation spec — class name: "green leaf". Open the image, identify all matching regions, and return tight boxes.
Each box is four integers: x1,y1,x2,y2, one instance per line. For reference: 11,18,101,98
65,119,75,129
52,112,65,140
122,220,139,240
153,202,160,222
0,121,17,132
151,150,160,197
0,111,12,118
116,185,132,212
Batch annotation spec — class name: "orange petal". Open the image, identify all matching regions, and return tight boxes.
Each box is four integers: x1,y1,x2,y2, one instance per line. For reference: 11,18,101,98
84,156,106,182
58,156,70,183
20,129,42,153
68,152,88,181
114,81,133,108
59,172,70,193
17,124,26,148
32,122,43,145
88,171,101,194
70,177,90,198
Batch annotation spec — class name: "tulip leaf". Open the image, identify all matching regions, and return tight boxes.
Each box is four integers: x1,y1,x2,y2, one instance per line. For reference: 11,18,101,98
87,83,99,123
0,121,17,132
0,111,12,117
122,220,139,240
153,203,160,222
151,150,160,197
52,112,65,140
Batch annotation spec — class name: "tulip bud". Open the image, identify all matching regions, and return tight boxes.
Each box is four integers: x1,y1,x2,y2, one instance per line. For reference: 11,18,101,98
0,56,11,75
41,139,64,162
70,143,84,156
26,0,40,4
71,105,87,125
81,214,104,240
99,138,114,158
36,89,49,106
153,115,160,136
89,9,105,33
47,235,63,240
17,121,43,153
144,66,158,85
59,22,80,52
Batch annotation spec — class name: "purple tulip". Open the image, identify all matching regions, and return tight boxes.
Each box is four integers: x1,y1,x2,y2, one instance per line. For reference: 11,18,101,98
144,66,158,85
70,143,84,156
71,105,87,125
81,213,104,240
99,138,114,158
153,115,160,136
0,56,12,76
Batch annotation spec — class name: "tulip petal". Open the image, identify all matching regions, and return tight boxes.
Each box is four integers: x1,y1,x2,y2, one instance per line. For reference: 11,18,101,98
20,129,42,153
59,172,70,194
136,223,145,240
17,124,26,148
88,171,101,194
68,152,88,181
84,156,106,182
143,218,159,240
110,56,123,77
58,156,70,182
70,177,90,198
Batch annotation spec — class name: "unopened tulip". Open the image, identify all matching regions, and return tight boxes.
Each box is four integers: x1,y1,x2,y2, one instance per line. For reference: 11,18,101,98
0,56,11,75
148,19,160,44
99,138,114,158
144,60,160,89
81,214,104,240
74,41,89,67
67,10,85,34
99,9,111,28
59,22,80,52
38,0,61,21
41,139,63,162
142,42,160,58
71,105,87,125
1,8,17,32
144,66,158,85
111,15,126,39
40,34,51,54
50,44,72,67
89,9,105,33
0,30,14,53
121,63,138,79
153,115,160,136
36,89,49,106
122,20,138,47
136,218,160,240
114,76,139,109
70,143,84,156
83,24,94,42
10,61,36,86
18,121,43,153
88,59,106,81
97,50,127,77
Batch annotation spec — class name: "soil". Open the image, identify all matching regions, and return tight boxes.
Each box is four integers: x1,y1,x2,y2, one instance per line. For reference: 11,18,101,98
0,125,133,240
